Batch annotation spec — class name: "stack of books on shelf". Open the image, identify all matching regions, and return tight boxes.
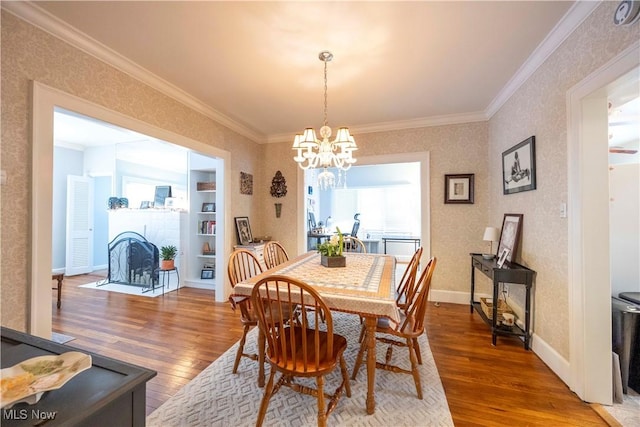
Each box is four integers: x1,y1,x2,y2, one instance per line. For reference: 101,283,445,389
200,220,216,235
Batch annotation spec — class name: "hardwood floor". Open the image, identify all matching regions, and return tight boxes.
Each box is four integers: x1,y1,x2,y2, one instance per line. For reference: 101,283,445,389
52,272,608,425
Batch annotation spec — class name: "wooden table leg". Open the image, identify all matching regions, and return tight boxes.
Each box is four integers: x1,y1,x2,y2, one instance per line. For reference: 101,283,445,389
364,316,377,414
52,274,63,309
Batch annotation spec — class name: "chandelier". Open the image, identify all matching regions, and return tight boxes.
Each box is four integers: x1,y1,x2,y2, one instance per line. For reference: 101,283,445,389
292,51,358,190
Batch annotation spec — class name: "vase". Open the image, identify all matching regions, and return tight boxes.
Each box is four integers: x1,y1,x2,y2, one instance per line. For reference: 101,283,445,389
320,255,346,268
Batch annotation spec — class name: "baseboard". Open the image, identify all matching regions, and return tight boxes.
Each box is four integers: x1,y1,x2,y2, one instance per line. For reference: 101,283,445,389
429,289,491,305
429,289,571,388
530,332,571,386
183,280,215,290
52,265,107,275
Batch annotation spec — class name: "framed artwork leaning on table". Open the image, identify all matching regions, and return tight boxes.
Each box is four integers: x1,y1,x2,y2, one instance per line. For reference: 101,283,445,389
496,213,523,263
235,216,253,245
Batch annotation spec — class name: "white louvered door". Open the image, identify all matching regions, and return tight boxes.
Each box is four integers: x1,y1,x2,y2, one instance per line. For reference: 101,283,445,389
65,175,94,275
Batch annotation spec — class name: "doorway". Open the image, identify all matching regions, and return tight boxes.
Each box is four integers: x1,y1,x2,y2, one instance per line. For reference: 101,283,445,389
52,108,192,277
31,81,232,338
296,152,431,262
567,45,639,404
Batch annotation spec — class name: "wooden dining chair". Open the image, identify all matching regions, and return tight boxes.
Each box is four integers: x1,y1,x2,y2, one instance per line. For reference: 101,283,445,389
343,236,367,253
227,249,264,379
263,241,289,270
358,246,423,344
352,256,437,400
251,275,351,427
396,246,424,310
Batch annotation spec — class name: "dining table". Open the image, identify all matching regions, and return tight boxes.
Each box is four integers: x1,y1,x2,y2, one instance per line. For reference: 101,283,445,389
232,250,399,415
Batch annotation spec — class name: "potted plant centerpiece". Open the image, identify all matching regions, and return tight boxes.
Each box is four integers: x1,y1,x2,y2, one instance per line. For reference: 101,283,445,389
160,245,177,270
317,227,346,268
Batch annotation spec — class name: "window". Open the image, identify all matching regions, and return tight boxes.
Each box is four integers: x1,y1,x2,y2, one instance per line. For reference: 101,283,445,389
331,186,420,237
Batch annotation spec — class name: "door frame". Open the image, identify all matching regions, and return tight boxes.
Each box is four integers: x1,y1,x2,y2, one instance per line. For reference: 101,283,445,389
295,151,431,262
567,41,639,404
31,81,232,338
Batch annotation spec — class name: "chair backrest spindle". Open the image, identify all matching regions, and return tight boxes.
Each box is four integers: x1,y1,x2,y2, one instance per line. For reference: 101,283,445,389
396,247,424,308
263,241,290,269
401,256,436,334
228,249,263,287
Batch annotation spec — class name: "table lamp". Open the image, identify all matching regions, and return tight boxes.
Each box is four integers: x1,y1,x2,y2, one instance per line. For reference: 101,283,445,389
482,227,500,259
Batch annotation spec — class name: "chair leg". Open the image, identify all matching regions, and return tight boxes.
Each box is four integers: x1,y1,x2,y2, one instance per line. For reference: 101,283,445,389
256,370,276,427
233,324,250,374
339,355,352,397
357,322,366,343
407,338,423,399
258,329,266,387
351,331,367,380
413,337,423,365
316,375,327,427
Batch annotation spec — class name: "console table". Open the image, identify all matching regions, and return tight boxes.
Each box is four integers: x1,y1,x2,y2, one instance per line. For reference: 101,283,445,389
469,253,535,349
1,327,156,426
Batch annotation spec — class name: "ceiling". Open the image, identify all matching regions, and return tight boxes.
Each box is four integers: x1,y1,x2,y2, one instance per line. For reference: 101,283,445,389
11,0,584,143
10,1,634,164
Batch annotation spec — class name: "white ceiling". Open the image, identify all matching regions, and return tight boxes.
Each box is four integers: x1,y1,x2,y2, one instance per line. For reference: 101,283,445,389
11,0,583,143
10,1,635,164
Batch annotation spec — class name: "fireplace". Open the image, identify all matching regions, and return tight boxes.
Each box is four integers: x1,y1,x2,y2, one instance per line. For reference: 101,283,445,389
104,231,159,291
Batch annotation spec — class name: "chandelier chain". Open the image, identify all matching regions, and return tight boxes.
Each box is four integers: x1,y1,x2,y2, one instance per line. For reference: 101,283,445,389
323,57,328,128
292,50,358,190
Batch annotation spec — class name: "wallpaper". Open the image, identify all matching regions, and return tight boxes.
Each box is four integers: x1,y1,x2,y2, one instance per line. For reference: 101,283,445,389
0,10,262,330
264,122,491,297
2,2,639,366
488,2,639,358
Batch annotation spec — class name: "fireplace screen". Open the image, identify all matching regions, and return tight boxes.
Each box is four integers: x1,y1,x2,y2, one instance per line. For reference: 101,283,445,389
105,231,159,290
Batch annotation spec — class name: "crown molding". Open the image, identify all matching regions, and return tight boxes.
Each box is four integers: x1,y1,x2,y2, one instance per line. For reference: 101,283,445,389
2,1,265,144
265,110,489,144
485,0,600,118
4,1,599,145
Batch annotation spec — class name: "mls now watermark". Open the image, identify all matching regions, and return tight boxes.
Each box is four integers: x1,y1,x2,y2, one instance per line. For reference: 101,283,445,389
3,408,57,421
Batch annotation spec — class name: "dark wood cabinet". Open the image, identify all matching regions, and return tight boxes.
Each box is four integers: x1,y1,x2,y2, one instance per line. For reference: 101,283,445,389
469,253,535,349
1,327,156,426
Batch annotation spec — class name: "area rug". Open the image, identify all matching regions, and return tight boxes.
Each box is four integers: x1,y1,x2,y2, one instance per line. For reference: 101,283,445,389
147,313,453,427
79,280,178,297
604,389,640,427
51,332,75,344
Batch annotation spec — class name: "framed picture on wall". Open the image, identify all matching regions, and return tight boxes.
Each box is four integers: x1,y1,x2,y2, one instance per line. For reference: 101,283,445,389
235,216,253,245
444,174,474,204
502,136,536,195
496,213,523,262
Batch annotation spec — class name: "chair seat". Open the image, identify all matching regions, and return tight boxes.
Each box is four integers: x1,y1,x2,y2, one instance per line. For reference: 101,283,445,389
270,326,348,375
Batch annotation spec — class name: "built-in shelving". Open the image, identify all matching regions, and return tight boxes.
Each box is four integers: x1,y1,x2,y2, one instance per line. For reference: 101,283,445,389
187,153,220,290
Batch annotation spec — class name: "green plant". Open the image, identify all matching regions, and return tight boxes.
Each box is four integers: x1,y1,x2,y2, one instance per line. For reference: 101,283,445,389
160,245,178,261
317,227,344,257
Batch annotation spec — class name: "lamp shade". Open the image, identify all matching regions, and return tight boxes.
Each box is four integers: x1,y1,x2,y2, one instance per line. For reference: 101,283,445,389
483,227,499,242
